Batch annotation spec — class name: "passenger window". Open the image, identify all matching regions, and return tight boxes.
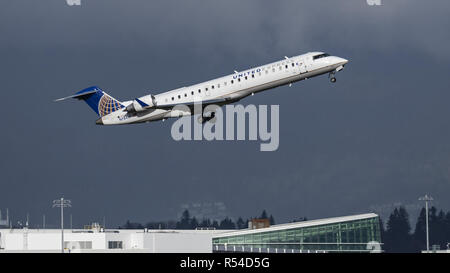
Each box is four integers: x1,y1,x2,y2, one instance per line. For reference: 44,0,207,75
184,93,187,97
191,91,194,95
252,74,255,78
172,97,174,101
285,65,288,69
245,76,247,80
198,89,201,93
238,78,241,82
178,95,181,99
291,63,295,67
231,80,234,84
211,85,214,89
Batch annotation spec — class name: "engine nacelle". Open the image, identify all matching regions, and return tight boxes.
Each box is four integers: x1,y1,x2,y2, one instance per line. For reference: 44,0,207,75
126,94,156,112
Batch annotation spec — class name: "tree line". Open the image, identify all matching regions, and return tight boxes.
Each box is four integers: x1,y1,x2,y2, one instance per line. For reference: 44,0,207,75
382,206,450,252
119,209,284,230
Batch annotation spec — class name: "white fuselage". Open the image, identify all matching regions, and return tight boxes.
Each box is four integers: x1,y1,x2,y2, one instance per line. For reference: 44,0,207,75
98,52,348,125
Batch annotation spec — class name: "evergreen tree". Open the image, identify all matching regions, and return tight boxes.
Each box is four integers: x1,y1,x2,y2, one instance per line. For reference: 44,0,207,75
260,210,268,219
435,210,450,249
429,206,438,247
199,218,211,228
379,217,385,247
236,217,246,229
445,212,450,249
176,209,191,229
219,217,236,229
191,217,199,229
413,207,427,251
269,214,275,225
384,207,414,253
212,220,219,229
121,220,144,229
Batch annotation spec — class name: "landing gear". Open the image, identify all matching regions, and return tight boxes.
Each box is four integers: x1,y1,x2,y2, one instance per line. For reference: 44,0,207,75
329,71,337,83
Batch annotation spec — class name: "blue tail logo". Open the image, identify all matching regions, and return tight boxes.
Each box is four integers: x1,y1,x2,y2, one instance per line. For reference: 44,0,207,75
73,86,124,117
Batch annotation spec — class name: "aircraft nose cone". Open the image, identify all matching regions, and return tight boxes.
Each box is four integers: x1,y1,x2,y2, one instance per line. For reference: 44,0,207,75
95,118,103,125
340,58,349,65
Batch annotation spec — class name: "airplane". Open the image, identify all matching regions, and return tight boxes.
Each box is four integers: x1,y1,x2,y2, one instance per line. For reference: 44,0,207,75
55,52,348,125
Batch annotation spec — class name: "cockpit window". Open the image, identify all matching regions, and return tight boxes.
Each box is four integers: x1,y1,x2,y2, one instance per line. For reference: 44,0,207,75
313,53,330,60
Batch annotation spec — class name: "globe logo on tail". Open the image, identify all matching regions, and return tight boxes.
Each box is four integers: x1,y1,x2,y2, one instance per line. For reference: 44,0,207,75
98,95,123,117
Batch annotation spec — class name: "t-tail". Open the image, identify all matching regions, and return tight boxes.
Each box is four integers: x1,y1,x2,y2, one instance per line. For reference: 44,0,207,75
55,86,124,118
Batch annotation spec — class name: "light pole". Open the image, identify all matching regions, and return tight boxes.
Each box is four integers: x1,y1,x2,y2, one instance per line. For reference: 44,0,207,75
53,198,71,253
419,194,433,253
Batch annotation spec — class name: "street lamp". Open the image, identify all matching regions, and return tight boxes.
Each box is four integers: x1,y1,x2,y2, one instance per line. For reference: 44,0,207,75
52,198,71,253
419,194,433,253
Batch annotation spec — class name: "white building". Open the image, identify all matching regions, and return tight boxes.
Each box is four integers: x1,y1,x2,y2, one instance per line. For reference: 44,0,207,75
0,227,228,253
0,213,384,253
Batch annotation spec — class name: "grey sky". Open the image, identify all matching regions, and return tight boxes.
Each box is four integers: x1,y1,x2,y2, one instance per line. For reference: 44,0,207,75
0,0,449,228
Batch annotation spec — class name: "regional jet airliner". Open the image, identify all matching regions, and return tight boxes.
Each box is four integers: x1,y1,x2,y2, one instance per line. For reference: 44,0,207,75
55,52,348,125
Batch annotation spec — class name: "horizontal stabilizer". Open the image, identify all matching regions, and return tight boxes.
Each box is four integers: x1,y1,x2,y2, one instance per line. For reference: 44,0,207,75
54,89,98,102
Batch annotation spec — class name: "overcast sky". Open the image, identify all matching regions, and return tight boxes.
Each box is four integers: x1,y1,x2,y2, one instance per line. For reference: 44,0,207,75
0,0,449,228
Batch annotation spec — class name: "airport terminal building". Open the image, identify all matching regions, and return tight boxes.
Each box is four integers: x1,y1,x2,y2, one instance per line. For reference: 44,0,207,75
212,213,382,253
0,213,382,253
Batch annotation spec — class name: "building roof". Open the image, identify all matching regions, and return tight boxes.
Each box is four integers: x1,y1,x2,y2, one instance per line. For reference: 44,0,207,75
213,213,379,238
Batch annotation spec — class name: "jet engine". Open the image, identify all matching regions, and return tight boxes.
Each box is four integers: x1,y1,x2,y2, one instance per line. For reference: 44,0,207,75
125,94,157,112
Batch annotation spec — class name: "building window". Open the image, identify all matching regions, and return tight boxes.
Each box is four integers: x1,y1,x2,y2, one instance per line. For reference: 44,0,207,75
108,241,123,249
64,241,92,250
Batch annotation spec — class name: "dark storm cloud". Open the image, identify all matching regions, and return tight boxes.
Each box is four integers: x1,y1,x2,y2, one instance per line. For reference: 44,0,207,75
0,0,449,227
